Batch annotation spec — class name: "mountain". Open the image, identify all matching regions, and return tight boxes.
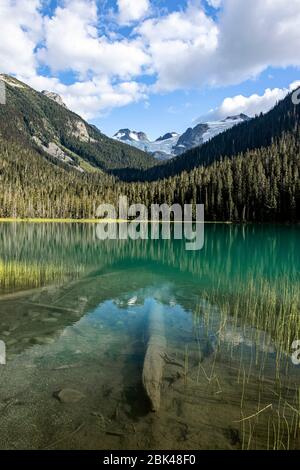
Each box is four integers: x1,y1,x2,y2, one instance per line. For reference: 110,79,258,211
0,74,156,175
163,97,300,178
114,128,149,143
113,93,299,222
114,88,300,182
173,114,250,155
41,90,68,109
113,115,249,160
142,131,300,222
156,132,179,142
0,75,299,223
113,129,180,160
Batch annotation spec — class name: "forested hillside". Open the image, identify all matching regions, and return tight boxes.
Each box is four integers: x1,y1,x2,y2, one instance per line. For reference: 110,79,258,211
0,75,156,173
115,88,300,182
0,140,116,219
1,132,299,222
123,132,299,222
0,76,299,222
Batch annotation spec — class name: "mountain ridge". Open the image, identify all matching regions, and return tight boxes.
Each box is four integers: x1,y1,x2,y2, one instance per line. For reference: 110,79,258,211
0,74,156,175
41,90,68,109
113,114,250,160
112,87,300,182
0,76,299,222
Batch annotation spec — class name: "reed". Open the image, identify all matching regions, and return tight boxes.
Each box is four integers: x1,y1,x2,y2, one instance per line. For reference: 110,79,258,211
194,274,300,450
0,260,85,293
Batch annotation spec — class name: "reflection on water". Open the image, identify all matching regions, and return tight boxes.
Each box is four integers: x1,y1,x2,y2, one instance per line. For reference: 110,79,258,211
0,223,299,450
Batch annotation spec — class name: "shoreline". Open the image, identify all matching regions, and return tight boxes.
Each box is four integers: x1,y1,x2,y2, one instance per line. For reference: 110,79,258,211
0,218,298,225
0,218,232,224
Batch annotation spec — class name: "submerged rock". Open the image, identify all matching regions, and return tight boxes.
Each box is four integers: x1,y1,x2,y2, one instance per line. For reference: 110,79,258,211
53,388,85,404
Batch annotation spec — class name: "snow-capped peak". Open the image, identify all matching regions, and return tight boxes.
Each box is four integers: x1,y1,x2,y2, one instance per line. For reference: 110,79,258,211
172,114,251,156
114,128,180,160
113,129,149,142
113,113,251,160
156,132,179,142
222,114,250,123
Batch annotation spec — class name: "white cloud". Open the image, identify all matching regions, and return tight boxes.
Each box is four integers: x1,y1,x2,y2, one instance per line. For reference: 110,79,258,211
137,0,300,91
206,0,223,9
290,80,300,92
214,0,300,87
2,0,300,120
39,0,150,79
21,74,147,120
137,3,219,91
207,81,300,120
0,0,43,76
0,0,152,117
117,0,150,24
63,79,147,119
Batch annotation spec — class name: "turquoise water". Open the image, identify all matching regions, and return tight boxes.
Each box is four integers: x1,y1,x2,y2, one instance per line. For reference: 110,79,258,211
0,223,299,449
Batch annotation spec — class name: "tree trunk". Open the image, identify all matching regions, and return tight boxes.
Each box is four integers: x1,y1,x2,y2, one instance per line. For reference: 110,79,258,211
142,302,166,412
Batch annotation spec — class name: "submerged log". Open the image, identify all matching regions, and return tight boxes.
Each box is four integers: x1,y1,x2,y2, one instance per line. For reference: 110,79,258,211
142,303,166,412
0,285,58,302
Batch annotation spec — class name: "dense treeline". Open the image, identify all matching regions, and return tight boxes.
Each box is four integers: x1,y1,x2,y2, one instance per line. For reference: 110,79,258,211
121,132,300,222
0,76,299,223
0,140,115,219
0,131,299,222
60,132,157,171
115,89,300,182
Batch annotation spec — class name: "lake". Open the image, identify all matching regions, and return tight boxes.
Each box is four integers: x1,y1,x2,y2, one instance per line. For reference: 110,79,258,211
0,222,299,450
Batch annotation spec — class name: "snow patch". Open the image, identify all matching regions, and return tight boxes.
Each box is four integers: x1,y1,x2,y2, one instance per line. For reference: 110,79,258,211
113,114,250,160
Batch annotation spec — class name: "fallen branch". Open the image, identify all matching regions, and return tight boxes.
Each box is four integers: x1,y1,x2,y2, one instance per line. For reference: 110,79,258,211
162,353,184,368
20,301,80,314
234,404,273,423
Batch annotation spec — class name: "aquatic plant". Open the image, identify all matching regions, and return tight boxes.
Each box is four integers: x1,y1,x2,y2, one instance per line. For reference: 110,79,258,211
193,276,300,450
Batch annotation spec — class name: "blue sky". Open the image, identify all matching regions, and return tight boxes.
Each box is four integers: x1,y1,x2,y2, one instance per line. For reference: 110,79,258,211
1,0,300,139
96,66,300,139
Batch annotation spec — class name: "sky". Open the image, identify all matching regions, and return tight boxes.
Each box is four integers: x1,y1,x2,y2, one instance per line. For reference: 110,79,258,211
0,0,300,139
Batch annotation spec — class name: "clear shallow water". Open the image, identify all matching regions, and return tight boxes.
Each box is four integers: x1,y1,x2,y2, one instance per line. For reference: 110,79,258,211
0,223,299,450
